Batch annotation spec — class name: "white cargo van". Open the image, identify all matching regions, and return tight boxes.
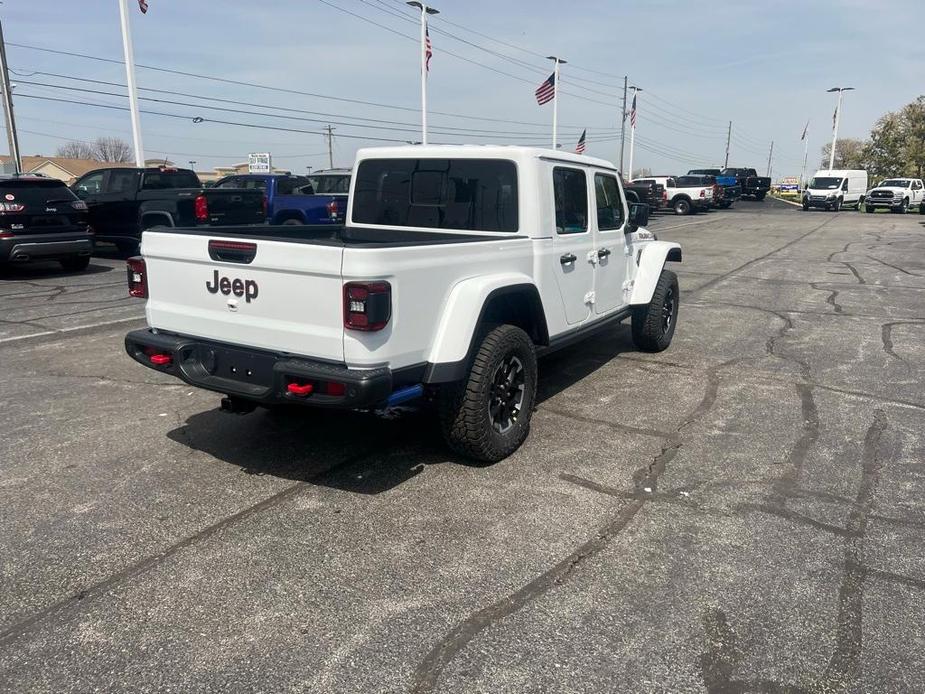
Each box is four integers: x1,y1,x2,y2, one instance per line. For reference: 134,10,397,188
802,169,868,211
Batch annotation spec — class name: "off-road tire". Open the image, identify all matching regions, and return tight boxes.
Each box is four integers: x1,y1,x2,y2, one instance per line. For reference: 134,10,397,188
865,205,874,213
754,192,766,201
438,324,537,463
631,269,679,353
919,202,925,215
60,256,90,272
802,202,810,211
833,198,842,212
673,198,691,215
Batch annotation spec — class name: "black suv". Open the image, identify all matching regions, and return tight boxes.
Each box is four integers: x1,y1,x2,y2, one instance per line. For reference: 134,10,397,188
0,176,93,271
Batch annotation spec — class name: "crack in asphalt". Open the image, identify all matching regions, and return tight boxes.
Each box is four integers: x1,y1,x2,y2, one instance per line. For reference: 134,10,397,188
810,282,844,314
410,356,738,694
0,444,384,649
881,320,925,365
866,254,924,278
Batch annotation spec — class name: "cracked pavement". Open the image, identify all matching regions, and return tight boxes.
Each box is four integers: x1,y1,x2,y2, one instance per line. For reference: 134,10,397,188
0,203,923,693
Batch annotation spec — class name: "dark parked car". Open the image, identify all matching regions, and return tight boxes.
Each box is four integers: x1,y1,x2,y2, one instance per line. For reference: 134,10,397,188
0,175,93,271
623,179,664,212
71,166,267,253
720,167,771,201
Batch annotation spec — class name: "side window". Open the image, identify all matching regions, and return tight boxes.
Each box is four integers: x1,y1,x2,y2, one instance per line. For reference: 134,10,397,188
553,167,588,235
215,177,241,189
667,178,676,188
106,170,138,194
277,178,295,195
594,174,624,231
841,179,848,191
75,171,105,195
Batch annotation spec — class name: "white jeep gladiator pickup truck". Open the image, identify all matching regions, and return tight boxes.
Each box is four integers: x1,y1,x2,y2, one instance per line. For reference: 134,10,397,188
125,146,682,461
632,175,713,215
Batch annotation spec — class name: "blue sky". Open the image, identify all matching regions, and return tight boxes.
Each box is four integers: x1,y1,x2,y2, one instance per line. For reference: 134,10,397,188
3,0,923,178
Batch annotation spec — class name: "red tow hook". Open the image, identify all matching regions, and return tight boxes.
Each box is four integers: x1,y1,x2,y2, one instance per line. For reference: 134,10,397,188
149,353,172,366
287,382,314,397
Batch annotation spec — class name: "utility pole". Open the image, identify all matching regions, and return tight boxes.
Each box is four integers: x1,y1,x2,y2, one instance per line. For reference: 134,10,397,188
407,1,438,145
827,86,854,170
546,56,566,149
0,20,21,173
766,140,774,177
724,120,732,169
117,0,145,166
619,76,627,177
324,125,335,169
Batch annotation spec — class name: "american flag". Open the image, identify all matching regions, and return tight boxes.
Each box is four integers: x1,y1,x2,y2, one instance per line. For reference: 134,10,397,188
535,73,555,105
575,129,586,154
138,0,148,13
425,26,432,73
630,93,637,128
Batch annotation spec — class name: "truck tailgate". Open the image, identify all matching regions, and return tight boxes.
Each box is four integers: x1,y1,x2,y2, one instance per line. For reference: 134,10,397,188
142,230,345,361
204,189,266,225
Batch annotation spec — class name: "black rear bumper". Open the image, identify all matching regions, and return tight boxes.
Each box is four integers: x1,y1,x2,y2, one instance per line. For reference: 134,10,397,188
125,329,395,409
0,231,93,263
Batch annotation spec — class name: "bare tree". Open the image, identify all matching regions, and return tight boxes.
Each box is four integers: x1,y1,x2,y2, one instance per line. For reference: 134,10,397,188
54,136,134,162
55,141,96,160
93,136,133,163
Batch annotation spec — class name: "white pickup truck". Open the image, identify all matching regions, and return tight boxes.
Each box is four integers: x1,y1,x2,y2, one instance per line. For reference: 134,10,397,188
632,175,713,215
864,177,925,214
125,146,682,461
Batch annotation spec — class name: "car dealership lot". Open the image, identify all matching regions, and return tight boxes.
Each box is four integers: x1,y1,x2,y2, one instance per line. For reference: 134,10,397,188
1,201,924,693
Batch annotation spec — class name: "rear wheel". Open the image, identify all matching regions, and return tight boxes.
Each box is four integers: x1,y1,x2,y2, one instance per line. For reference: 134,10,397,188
439,324,537,462
755,192,767,201
631,270,679,353
281,218,302,226
673,198,691,215
60,256,90,272
919,202,925,215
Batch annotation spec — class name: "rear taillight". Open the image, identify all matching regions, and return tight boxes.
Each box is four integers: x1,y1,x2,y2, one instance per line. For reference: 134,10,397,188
327,199,341,220
700,189,705,198
344,281,391,331
0,231,13,239
194,194,209,222
127,256,147,298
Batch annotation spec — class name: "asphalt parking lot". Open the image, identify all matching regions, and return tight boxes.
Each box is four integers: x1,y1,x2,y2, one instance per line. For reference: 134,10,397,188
1,199,923,693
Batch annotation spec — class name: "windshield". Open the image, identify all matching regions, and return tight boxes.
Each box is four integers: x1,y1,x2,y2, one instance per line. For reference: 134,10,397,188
809,177,842,190
879,179,909,188
304,174,350,195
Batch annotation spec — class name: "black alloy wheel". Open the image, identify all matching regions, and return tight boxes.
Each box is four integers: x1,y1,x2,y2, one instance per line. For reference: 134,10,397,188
488,355,525,434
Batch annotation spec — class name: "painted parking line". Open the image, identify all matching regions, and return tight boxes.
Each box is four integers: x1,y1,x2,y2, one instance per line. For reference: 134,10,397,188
0,315,145,345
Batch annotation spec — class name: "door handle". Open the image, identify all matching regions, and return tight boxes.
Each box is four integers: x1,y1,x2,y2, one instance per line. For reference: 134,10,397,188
560,253,577,265
597,248,612,259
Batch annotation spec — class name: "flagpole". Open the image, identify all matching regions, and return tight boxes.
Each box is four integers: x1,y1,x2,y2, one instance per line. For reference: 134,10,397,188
117,0,144,167
627,85,641,180
545,56,565,149
800,124,809,191
408,2,438,145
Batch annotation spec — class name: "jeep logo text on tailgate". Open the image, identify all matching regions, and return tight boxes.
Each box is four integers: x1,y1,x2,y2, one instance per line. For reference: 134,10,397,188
206,270,258,303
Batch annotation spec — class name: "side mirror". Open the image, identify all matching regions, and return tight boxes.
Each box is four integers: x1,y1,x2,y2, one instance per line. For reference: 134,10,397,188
626,202,649,233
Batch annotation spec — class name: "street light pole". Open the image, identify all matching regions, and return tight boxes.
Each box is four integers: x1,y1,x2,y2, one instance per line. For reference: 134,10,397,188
117,0,145,166
407,1,438,145
827,86,854,170
188,160,196,171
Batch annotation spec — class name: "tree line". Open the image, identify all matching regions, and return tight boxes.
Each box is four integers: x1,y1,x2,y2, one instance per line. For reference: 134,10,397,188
821,95,925,179
55,137,134,163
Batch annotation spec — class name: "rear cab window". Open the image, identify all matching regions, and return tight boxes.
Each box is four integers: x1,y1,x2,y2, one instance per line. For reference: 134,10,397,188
553,167,588,234
352,158,518,232
141,170,200,190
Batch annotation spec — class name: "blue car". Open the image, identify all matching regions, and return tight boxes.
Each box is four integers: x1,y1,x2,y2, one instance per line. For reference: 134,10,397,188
212,170,350,225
